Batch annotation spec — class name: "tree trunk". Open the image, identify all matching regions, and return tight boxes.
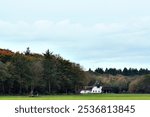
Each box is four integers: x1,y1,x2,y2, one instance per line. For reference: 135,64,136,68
30,86,34,96
19,75,22,94
19,79,22,94
48,79,51,93
19,84,22,94
2,81,5,94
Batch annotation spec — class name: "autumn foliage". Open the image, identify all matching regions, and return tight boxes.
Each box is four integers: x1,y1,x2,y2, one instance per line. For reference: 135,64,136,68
0,49,14,62
0,49,14,56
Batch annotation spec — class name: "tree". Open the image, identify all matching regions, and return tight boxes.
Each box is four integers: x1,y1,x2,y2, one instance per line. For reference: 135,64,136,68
11,52,30,94
123,67,128,76
108,68,117,75
95,68,104,74
105,68,109,74
128,78,142,93
0,62,10,94
25,47,31,55
88,68,93,72
0,49,14,63
115,77,128,93
128,75,150,93
43,49,57,94
29,61,44,95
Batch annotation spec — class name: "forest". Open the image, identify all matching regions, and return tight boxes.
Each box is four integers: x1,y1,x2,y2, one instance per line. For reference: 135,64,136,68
0,48,88,95
0,48,150,95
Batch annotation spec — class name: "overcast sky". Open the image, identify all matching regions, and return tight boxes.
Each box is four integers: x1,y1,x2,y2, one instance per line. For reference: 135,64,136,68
0,0,150,70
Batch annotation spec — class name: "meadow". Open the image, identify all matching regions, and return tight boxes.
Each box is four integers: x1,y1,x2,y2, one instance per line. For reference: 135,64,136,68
0,94,150,100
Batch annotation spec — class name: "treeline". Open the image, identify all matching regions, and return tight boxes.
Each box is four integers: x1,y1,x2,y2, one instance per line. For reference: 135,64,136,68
0,48,88,95
87,73,150,94
93,67,150,76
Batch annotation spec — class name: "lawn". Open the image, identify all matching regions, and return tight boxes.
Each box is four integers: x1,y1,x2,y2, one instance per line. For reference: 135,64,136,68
0,94,150,100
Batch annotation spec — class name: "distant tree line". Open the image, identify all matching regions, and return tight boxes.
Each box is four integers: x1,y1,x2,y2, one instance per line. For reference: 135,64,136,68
0,48,88,95
93,67,150,76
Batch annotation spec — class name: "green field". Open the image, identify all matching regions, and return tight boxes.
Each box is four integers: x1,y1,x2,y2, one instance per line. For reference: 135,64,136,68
0,94,150,100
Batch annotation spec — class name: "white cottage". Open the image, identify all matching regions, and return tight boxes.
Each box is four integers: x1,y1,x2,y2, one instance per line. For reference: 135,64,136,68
91,86,102,93
80,86,102,94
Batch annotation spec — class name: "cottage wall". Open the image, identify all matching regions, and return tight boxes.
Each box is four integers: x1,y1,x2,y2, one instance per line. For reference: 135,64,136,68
80,86,102,94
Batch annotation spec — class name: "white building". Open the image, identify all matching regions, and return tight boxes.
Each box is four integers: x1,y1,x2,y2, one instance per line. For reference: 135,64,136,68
91,86,102,93
80,86,103,94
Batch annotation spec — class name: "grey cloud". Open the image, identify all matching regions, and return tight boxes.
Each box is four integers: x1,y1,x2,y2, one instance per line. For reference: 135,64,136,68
1,18,150,69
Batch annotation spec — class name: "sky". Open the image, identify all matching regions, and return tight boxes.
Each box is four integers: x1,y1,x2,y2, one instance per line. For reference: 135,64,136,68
0,0,150,70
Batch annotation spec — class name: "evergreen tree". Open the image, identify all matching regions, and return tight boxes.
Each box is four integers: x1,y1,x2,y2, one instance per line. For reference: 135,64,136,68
95,68,104,74
43,49,57,94
123,67,128,76
25,47,31,55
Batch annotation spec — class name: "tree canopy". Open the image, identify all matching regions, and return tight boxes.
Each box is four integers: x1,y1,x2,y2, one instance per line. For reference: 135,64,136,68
0,48,87,95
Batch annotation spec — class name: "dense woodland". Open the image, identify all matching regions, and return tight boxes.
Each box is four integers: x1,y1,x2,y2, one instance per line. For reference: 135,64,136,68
0,48,150,95
0,48,88,95
88,68,150,93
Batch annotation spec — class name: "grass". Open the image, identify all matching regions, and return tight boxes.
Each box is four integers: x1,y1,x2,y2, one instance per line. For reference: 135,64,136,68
0,94,150,100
